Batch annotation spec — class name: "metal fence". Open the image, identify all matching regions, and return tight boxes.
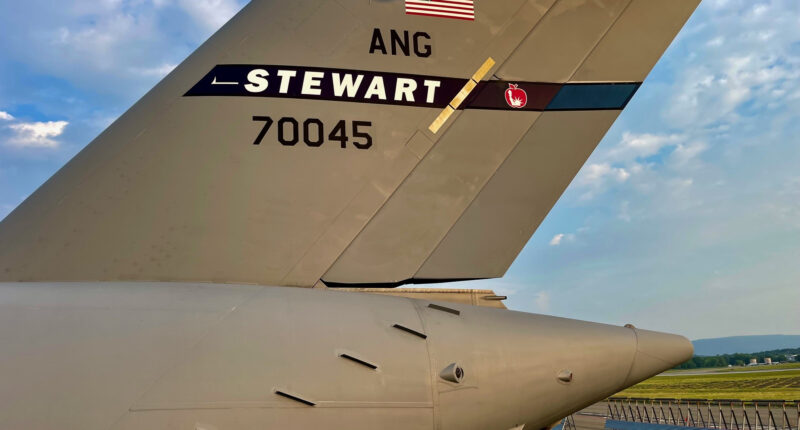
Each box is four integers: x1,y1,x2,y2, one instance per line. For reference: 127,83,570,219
606,398,800,430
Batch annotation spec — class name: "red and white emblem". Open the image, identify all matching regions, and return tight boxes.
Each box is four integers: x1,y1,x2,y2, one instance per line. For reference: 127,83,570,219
504,84,527,109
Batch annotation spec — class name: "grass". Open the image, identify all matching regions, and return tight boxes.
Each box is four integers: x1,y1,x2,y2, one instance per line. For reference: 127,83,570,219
618,369,800,401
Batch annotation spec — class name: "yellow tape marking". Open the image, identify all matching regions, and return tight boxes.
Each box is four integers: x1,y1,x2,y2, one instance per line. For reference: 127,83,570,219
429,106,455,134
449,79,477,110
471,57,496,83
428,57,495,134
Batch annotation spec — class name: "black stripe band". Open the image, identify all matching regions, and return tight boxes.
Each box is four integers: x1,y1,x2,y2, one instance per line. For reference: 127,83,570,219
185,64,640,112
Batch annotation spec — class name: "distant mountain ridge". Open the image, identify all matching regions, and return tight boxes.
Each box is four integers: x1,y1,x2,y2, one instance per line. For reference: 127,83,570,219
692,335,800,356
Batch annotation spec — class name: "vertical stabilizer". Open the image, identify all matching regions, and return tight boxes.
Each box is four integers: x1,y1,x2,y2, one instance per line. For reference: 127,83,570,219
0,0,699,287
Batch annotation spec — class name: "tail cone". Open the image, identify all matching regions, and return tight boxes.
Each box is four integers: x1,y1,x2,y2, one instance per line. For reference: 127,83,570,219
624,328,694,386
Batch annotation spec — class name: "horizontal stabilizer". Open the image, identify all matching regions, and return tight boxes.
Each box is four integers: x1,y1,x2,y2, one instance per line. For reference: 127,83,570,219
330,288,508,310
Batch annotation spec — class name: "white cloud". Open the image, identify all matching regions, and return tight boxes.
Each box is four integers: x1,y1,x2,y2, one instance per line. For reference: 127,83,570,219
6,121,69,148
664,0,800,128
580,163,631,185
575,162,632,200
178,0,241,31
607,132,685,163
574,132,706,201
470,0,800,338
0,0,245,99
0,111,13,121
51,12,160,75
670,141,709,166
549,233,576,246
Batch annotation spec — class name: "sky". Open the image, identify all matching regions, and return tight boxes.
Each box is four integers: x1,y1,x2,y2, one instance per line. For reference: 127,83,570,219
0,0,798,340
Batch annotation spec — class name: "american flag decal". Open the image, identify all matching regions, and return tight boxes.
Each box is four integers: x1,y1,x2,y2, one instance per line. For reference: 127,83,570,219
405,0,475,21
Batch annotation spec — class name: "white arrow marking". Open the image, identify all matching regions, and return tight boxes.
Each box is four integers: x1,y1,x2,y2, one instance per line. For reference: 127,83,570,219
212,77,239,85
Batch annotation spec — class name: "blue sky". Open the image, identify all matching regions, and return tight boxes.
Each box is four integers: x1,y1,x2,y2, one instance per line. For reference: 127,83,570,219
1,0,798,340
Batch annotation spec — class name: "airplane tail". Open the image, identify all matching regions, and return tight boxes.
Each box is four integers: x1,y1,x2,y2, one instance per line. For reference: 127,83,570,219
0,0,700,287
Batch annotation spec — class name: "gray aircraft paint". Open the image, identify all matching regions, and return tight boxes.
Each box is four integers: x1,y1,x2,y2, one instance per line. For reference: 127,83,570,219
0,0,700,429
0,0,700,287
0,283,692,430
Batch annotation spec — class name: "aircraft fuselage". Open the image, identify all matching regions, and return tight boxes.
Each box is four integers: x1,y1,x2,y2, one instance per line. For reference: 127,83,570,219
0,282,691,430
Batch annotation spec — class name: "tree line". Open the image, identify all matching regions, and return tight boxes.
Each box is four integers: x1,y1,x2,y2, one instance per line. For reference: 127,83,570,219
675,347,800,369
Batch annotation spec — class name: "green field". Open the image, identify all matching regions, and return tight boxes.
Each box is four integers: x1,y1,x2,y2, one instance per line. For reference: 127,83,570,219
618,369,800,401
